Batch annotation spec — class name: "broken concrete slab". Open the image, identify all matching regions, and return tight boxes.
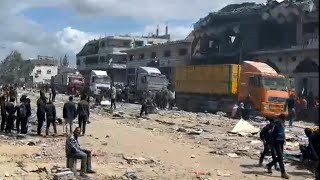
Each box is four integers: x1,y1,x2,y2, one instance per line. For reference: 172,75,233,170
53,171,75,180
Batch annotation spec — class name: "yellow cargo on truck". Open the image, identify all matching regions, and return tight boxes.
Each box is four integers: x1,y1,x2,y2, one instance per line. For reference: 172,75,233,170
175,64,239,113
174,61,289,117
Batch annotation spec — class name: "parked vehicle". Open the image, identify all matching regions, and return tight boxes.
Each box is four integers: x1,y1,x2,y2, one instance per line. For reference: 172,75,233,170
89,70,111,96
174,61,289,118
126,67,168,103
51,71,85,95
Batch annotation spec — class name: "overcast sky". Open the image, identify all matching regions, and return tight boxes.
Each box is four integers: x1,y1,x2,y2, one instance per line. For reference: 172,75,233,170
0,0,266,66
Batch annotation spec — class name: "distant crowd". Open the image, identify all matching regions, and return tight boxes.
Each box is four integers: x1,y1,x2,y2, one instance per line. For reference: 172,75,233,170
0,84,90,136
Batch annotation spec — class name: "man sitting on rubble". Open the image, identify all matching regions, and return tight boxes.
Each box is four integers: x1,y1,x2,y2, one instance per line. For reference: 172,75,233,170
258,117,277,169
66,127,95,176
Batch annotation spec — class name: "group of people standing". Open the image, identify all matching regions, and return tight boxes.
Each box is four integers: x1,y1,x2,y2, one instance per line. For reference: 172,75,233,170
0,94,31,134
36,88,90,136
154,87,175,110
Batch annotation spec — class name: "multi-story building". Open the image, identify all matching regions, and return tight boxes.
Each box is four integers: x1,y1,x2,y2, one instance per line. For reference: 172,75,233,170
76,27,170,84
29,55,58,84
190,0,319,97
123,40,191,82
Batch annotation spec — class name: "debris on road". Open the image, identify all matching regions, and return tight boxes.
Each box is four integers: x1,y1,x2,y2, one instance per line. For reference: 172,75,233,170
227,153,239,158
217,169,232,177
230,119,259,136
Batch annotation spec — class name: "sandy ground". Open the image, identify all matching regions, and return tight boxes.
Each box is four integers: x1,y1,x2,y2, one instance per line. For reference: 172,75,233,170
0,90,316,180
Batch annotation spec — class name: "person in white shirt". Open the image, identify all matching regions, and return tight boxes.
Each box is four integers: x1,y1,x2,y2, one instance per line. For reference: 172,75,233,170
110,85,117,110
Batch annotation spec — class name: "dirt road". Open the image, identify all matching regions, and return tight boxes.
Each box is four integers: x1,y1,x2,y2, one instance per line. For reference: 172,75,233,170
0,91,315,180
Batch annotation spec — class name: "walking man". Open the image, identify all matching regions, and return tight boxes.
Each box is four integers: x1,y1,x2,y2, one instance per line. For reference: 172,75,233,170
77,95,90,135
266,114,289,179
45,100,57,136
51,84,57,102
140,91,151,117
110,85,117,110
66,127,95,177
36,93,46,135
284,94,296,128
259,118,277,168
63,96,77,135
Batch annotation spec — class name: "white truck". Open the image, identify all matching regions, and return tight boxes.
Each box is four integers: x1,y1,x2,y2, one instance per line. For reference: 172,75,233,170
89,70,111,96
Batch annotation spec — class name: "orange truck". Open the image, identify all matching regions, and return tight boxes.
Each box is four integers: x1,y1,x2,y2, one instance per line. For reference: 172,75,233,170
174,61,289,118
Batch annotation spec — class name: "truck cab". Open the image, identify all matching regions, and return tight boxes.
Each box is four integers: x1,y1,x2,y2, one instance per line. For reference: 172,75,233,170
67,72,85,94
89,70,111,95
238,61,289,117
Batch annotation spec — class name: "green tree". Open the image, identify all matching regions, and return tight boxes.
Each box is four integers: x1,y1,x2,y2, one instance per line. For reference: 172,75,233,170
0,51,34,84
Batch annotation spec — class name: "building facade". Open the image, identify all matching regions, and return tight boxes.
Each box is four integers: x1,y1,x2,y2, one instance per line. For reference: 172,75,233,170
76,29,170,84
123,40,191,82
29,56,58,84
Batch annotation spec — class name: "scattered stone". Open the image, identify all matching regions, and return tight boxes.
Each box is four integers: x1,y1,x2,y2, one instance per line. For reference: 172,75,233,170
16,134,26,139
227,153,239,158
101,142,108,146
124,168,137,179
188,129,203,135
5,173,10,177
105,135,110,138
191,155,196,158
217,169,231,177
27,141,36,146
30,167,48,174
155,119,175,126
176,127,187,132
193,170,211,176
113,113,124,119
53,171,75,180
250,140,261,145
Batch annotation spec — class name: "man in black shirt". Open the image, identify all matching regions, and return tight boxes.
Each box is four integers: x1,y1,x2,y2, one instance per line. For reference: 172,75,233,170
63,96,77,135
37,93,47,136
259,118,277,168
5,98,17,133
77,95,90,135
45,100,57,136
284,94,296,128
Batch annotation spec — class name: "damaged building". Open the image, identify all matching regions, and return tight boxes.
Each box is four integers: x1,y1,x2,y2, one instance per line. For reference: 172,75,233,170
191,0,319,97
123,40,191,83
76,26,170,85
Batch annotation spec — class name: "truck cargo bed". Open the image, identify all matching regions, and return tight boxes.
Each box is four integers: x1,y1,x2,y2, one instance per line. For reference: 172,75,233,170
175,64,240,95
174,64,240,113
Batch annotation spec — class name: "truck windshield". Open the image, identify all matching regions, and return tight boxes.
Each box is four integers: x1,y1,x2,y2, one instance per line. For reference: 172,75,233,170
70,77,84,83
146,76,167,84
261,76,287,91
93,77,110,84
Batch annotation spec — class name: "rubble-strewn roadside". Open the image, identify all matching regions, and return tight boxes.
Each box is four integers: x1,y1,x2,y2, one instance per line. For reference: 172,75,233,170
0,91,316,180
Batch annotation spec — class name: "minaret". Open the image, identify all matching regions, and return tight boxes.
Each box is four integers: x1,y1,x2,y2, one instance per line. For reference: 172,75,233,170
165,23,168,36
156,25,159,37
